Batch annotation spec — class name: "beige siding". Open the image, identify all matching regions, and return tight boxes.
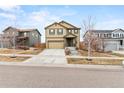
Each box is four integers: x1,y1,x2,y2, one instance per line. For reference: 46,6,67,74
59,22,74,28
45,21,80,49
46,24,67,37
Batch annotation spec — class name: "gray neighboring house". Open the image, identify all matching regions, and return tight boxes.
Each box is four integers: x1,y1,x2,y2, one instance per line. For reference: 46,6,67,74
88,28,124,51
0,26,41,48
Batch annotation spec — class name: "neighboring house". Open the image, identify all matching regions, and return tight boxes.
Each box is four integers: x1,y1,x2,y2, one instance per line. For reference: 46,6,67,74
0,34,13,48
84,28,124,51
45,21,80,49
0,26,41,48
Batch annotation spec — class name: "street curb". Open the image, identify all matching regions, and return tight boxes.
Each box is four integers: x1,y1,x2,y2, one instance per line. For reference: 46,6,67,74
0,62,123,70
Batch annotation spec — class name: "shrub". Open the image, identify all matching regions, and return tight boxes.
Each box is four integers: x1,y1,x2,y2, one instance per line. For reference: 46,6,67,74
65,48,71,55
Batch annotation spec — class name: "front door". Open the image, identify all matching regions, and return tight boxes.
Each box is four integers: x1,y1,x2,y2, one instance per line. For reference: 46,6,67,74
66,38,74,47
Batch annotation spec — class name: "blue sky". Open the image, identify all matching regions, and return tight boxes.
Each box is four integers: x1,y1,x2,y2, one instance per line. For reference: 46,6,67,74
0,5,124,42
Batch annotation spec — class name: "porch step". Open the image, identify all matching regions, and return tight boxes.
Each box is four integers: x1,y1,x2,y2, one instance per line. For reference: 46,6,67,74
65,47,79,55
71,50,78,55
66,47,76,51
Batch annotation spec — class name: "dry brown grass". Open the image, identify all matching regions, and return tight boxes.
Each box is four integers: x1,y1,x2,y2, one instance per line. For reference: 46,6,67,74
18,49,43,55
0,56,30,62
0,48,43,55
78,49,119,57
68,58,122,65
111,53,124,57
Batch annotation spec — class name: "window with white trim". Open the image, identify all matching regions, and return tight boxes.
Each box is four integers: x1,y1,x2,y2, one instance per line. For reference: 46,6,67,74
49,29,55,35
74,30,78,34
57,29,63,35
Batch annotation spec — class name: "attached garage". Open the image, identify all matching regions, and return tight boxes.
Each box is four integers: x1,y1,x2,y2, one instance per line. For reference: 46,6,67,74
105,42,118,51
48,41,64,49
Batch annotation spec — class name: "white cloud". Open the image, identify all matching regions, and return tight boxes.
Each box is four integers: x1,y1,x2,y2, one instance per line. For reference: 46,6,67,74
0,5,20,12
0,13,16,20
30,11,49,22
0,6,77,42
29,9,76,23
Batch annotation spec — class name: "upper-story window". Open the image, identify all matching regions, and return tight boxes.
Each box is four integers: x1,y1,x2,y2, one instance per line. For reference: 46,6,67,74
120,34,124,38
120,34,122,37
32,33,34,37
104,33,108,38
112,33,120,38
24,32,27,36
57,29,63,35
97,34,99,37
74,30,78,34
119,33,124,38
68,30,72,34
113,34,115,38
114,34,119,38
49,29,55,35
72,30,74,33
106,34,110,38
35,34,38,37
12,32,15,35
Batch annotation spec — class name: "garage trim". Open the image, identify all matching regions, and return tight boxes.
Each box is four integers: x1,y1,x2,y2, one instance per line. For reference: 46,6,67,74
48,40,64,49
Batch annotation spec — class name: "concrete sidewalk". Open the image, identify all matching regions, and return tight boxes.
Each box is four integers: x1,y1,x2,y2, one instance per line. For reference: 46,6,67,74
23,49,67,64
0,62,123,70
0,54,34,57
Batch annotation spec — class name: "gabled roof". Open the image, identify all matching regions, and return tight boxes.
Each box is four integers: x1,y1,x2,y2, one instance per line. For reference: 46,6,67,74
112,28,124,33
45,22,68,29
19,29,41,36
84,28,124,37
92,28,124,33
3,26,19,32
64,33,77,38
3,26,41,36
45,20,81,30
92,30,113,33
59,20,80,29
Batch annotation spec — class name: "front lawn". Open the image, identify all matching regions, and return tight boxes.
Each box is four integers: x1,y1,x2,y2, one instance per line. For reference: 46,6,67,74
68,58,123,65
18,49,43,55
0,48,43,55
0,56,30,62
78,49,124,57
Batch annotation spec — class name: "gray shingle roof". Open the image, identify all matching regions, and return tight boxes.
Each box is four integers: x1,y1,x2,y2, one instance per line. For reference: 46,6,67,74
92,28,124,33
92,30,113,33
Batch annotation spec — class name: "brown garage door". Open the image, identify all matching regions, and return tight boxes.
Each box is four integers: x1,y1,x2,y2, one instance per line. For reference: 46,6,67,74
48,41,64,49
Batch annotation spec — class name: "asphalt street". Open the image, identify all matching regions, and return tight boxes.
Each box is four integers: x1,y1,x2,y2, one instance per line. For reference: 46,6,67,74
0,65,124,88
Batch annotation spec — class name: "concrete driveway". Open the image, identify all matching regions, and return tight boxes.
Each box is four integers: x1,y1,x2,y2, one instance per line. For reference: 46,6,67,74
24,49,67,64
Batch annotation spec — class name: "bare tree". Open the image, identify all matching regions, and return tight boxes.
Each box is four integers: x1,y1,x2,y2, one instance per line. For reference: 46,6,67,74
83,16,106,58
82,16,96,59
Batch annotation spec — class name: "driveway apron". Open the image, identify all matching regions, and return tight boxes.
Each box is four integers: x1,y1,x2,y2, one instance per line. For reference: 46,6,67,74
24,49,67,64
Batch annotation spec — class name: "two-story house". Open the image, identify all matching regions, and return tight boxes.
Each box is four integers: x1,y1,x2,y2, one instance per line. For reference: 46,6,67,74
84,28,124,51
45,21,80,49
0,26,41,48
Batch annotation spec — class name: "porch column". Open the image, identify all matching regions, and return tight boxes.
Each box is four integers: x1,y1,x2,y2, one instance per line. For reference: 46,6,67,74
74,37,77,47
123,39,124,49
64,38,67,47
